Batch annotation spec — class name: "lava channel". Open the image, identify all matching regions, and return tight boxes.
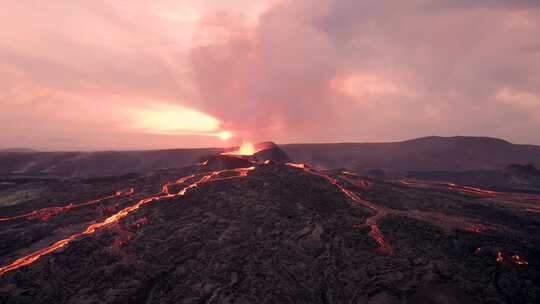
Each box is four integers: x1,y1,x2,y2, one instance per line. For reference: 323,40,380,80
0,167,255,276
398,180,499,197
400,179,540,211
0,188,135,223
286,163,393,254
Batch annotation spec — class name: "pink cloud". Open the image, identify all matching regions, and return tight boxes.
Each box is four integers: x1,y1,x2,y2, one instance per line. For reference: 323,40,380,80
1,0,540,150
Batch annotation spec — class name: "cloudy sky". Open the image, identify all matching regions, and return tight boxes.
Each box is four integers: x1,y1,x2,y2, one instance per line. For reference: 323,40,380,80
1,0,539,150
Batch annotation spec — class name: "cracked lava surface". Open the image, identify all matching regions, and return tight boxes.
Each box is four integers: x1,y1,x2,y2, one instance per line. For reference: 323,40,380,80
0,161,538,303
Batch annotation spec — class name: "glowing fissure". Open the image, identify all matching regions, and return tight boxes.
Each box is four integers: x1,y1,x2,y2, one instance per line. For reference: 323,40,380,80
286,163,393,254
400,179,540,211
489,251,529,267
300,175,533,261
496,251,504,264
464,223,485,233
512,254,528,266
445,183,499,196
0,167,255,276
341,171,360,177
0,188,135,223
339,185,393,254
399,180,499,196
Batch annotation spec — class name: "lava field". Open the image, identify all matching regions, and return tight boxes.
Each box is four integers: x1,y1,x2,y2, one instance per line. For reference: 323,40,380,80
0,156,538,303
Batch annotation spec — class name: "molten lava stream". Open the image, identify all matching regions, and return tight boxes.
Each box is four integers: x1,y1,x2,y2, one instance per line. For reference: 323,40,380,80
0,167,255,276
286,163,393,254
512,254,528,266
0,188,135,223
400,179,500,197
445,183,499,196
496,251,504,264
400,179,540,212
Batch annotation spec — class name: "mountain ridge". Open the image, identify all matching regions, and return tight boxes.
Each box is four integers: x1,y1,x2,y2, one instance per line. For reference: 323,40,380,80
1,136,539,178
281,136,540,172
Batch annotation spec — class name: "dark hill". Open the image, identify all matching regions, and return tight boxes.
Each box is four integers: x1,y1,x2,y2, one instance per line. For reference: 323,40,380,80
1,137,539,178
282,136,540,171
0,148,38,153
251,142,291,163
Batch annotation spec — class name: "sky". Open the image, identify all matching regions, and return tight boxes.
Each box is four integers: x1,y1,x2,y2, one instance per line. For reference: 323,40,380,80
1,0,540,151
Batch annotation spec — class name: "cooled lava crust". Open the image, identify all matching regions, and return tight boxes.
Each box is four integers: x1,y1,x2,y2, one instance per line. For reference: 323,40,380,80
0,161,538,303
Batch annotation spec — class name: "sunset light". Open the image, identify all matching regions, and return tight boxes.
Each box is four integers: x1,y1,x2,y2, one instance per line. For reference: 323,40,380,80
128,104,231,140
217,131,233,141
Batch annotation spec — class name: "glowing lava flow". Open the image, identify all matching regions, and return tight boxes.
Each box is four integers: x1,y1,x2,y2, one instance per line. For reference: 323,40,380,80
286,163,393,254
399,179,540,212
445,183,499,196
0,188,135,223
221,141,257,156
398,180,499,196
341,171,360,177
512,254,529,266
496,251,504,264
0,167,255,276
491,251,529,267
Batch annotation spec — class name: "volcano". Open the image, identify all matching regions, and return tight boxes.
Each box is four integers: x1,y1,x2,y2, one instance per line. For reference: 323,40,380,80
220,141,291,163
0,142,538,303
197,142,291,171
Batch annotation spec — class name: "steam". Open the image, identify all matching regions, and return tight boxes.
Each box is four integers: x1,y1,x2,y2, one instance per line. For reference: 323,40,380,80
186,0,540,143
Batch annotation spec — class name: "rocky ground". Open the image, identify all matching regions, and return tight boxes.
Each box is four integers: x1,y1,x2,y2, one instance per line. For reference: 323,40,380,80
0,159,538,303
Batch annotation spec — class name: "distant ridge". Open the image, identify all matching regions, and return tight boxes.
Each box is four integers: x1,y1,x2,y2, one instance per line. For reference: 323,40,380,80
281,136,540,172
401,135,512,145
0,136,539,177
0,148,38,153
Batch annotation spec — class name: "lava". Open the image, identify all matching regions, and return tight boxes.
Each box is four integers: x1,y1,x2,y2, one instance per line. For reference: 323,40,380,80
512,255,528,266
399,179,540,212
222,141,257,156
465,224,483,233
341,171,360,177
286,169,518,254
162,183,170,195
492,251,529,267
368,223,393,254
286,163,306,169
445,183,499,196
0,167,255,276
496,251,504,264
0,188,135,223
286,163,393,254
398,179,499,197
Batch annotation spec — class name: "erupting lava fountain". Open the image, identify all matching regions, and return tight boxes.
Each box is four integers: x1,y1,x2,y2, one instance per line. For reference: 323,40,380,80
221,141,258,156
